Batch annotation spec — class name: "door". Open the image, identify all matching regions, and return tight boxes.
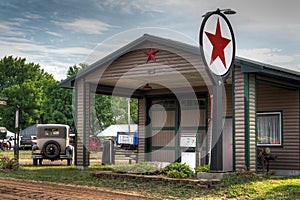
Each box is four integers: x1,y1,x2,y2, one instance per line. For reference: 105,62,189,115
147,99,177,162
146,96,209,166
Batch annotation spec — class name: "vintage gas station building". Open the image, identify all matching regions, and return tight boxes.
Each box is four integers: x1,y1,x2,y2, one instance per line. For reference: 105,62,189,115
59,34,300,175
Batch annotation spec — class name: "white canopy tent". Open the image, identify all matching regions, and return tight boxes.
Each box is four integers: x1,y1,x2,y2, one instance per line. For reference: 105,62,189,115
97,124,138,137
7,130,15,137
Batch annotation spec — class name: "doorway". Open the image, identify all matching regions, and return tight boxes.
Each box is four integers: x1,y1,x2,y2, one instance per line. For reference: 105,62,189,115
145,95,209,166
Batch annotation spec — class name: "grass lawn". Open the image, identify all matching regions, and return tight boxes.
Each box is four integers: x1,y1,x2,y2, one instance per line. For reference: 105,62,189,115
1,151,300,199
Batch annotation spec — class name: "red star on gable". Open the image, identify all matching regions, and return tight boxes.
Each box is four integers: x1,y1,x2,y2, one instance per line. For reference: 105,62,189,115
144,48,159,63
205,18,231,68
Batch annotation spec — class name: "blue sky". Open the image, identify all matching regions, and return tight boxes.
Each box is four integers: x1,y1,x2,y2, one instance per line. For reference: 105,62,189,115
0,0,299,80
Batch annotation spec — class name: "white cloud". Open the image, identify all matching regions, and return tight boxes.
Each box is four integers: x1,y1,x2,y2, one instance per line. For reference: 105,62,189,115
99,0,164,14
0,36,93,80
39,60,74,80
0,23,12,31
0,21,24,36
237,48,295,65
54,18,114,35
95,0,209,16
10,17,29,23
48,47,92,55
24,12,43,20
45,31,62,37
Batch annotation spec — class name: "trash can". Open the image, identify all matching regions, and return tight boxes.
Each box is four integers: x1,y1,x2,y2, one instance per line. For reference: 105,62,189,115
102,140,115,165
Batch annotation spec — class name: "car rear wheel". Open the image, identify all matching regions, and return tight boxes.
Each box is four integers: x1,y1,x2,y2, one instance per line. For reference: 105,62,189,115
42,140,61,159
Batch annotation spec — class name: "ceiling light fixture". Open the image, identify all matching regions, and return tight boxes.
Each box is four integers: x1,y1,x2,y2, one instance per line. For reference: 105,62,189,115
143,83,152,90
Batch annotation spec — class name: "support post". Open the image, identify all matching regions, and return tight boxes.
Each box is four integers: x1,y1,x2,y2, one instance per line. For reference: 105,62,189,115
210,78,224,171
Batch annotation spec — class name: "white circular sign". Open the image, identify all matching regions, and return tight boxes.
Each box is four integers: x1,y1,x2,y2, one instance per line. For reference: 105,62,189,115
200,11,235,76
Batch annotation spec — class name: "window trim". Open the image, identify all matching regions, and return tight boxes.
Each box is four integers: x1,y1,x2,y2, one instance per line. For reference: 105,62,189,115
256,111,283,147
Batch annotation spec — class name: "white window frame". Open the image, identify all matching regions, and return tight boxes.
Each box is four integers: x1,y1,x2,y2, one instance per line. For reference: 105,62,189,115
257,111,282,147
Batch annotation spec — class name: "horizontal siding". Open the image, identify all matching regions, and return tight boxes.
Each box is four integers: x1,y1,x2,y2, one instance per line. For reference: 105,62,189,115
257,83,300,170
75,79,90,167
138,98,145,161
234,67,246,170
76,79,84,166
85,82,90,166
249,75,256,171
102,49,200,80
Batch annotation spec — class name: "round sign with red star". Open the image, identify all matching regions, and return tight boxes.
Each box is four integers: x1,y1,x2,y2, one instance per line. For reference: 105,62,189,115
199,10,235,77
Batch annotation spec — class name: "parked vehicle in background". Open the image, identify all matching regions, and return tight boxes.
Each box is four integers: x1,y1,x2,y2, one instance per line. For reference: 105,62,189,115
20,124,37,150
0,127,9,150
0,127,19,150
32,124,74,166
30,135,37,146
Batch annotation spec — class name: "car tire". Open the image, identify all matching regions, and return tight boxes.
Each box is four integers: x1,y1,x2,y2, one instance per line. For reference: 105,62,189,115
42,140,61,159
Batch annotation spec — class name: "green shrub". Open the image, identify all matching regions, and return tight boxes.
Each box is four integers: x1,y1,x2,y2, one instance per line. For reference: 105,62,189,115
195,164,210,173
162,162,194,178
0,156,19,171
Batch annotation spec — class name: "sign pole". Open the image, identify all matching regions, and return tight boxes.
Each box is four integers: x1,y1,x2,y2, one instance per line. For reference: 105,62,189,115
210,76,224,171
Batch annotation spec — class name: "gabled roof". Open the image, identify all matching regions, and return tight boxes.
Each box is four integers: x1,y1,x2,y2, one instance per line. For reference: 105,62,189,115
58,34,300,88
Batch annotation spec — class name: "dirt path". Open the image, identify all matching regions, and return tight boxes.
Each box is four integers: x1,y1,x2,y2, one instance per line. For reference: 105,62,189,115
0,177,159,200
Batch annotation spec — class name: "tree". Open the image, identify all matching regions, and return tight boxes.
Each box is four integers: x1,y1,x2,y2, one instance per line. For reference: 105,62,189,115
41,82,76,133
0,56,51,91
0,56,55,130
67,63,88,77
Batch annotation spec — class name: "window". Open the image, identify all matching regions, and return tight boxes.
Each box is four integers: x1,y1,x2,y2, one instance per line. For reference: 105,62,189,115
44,128,59,136
257,112,282,146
